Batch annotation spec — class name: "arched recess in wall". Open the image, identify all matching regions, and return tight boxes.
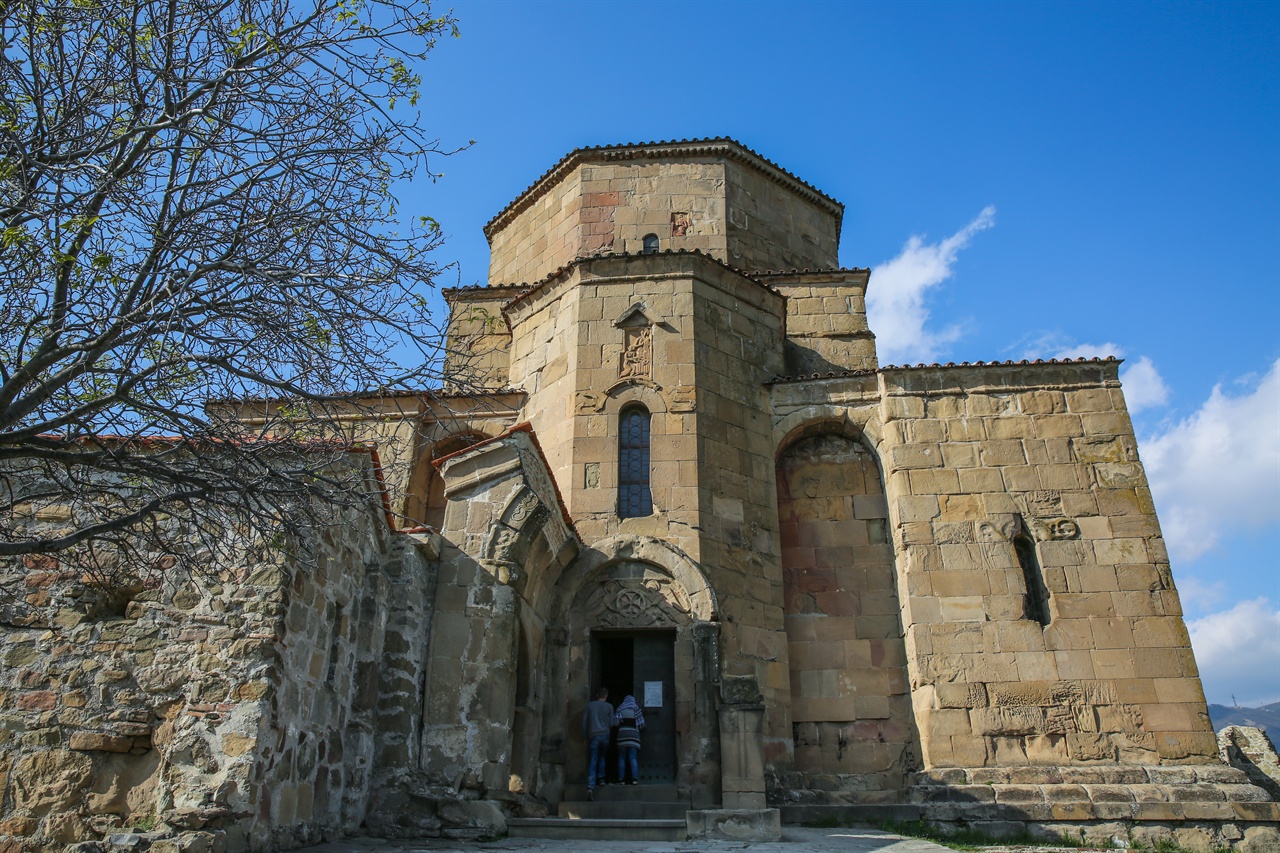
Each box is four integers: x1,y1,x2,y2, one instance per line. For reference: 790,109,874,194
509,614,540,795
773,406,887,466
403,430,490,528
774,421,921,795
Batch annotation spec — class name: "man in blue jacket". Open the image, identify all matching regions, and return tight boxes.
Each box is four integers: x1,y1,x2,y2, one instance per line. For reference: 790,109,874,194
582,687,614,799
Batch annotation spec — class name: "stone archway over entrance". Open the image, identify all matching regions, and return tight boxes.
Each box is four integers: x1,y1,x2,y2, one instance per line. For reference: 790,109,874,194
535,538,722,808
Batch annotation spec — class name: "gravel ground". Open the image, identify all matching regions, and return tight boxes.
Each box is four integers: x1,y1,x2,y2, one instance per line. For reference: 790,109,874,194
291,826,960,853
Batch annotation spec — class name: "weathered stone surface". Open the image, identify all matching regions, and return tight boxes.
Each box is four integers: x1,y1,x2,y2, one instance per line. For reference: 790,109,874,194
69,732,134,753
12,749,94,813
3,140,1264,853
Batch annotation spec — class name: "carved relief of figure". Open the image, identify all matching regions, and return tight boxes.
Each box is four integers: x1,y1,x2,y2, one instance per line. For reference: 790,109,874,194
619,327,652,380
977,517,1020,573
671,212,692,237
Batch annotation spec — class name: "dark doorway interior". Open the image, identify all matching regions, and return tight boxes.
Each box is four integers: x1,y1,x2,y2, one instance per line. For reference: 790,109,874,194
591,630,676,784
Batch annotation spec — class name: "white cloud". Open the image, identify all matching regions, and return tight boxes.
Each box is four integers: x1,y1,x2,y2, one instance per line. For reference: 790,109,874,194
1026,340,1167,413
1044,340,1126,361
1118,356,1170,413
1187,598,1280,706
1142,359,1280,563
1173,574,1227,614
868,206,995,365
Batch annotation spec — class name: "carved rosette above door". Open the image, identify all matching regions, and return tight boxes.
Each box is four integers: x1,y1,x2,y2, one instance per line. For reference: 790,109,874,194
575,561,694,629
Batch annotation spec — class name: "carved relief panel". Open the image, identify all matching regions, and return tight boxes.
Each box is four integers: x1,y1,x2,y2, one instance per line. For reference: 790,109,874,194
619,327,652,380
575,561,693,629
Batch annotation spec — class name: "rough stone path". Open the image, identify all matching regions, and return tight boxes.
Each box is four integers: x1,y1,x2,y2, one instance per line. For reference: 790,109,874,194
295,826,954,853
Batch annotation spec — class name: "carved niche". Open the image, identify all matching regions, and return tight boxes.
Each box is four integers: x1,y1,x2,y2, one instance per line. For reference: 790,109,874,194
614,302,657,382
619,327,652,380
576,561,693,629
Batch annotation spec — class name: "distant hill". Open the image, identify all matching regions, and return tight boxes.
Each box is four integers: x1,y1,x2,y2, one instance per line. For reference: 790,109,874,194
1208,702,1280,732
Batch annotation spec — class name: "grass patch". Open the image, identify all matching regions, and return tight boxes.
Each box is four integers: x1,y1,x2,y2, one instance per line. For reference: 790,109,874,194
127,814,157,832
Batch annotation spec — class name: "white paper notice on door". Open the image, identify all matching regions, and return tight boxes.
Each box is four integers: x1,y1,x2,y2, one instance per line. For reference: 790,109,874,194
643,680,663,708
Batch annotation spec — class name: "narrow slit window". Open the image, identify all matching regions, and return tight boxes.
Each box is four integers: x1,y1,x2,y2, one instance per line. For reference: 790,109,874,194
326,603,345,685
1014,523,1051,626
641,233,659,254
618,405,653,518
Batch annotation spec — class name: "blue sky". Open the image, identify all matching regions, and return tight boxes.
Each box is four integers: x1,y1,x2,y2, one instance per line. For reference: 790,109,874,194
399,0,1280,706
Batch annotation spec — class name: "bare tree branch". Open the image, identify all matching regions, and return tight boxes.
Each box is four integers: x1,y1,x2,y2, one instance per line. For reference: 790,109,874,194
0,0,477,572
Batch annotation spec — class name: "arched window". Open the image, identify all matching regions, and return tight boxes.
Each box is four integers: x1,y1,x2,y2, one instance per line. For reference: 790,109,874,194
618,405,653,518
641,233,659,254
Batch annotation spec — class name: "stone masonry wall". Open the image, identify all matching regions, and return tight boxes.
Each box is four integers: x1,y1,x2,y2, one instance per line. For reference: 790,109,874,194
875,361,1217,770
0,461,435,852
486,150,842,286
487,168,583,286
725,160,840,273
562,256,700,544
502,273,583,515
488,160,729,286
255,511,436,850
767,270,878,376
688,270,793,761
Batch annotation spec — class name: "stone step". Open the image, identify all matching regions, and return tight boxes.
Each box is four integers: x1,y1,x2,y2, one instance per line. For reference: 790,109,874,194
557,800,688,820
507,817,687,841
780,804,924,826
563,783,680,803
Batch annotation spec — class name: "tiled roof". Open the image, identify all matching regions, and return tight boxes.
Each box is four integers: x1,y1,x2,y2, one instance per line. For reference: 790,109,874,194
881,357,1123,370
210,387,524,404
748,267,871,277
442,284,525,297
767,357,1122,385
483,137,844,239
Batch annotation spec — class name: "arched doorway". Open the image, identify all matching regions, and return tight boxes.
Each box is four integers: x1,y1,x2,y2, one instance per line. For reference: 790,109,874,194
536,538,721,806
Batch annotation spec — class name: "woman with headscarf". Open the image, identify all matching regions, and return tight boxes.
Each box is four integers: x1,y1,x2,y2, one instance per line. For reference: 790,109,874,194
614,694,646,785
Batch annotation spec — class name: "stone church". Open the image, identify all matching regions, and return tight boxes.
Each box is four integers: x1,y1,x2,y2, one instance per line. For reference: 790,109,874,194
2,138,1277,852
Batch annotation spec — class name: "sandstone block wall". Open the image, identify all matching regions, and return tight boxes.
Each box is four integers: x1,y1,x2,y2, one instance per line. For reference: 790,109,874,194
768,270,878,375
485,142,843,286
724,160,839,273
412,430,578,809
502,272,584,512
487,168,584,286
442,286,522,391
487,161,727,285
686,269,793,757
874,362,1216,770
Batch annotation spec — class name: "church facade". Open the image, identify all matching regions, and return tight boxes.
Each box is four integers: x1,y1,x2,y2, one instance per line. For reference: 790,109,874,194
2,139,1277,852
379,138,1276,843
